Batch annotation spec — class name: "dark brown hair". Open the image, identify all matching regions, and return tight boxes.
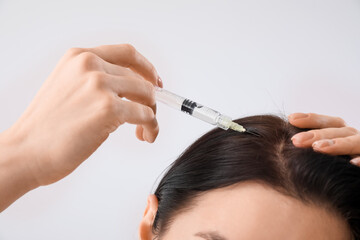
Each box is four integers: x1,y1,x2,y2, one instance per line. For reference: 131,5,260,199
153,115,360,239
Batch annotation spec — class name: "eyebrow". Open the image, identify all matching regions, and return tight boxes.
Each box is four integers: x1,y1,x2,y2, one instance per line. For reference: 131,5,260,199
194,231,229,240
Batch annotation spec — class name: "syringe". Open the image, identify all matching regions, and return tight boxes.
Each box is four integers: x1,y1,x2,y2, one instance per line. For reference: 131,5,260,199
155,87,246,133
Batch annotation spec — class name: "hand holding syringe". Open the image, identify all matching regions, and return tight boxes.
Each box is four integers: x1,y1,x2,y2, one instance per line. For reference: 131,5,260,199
155,87,246,133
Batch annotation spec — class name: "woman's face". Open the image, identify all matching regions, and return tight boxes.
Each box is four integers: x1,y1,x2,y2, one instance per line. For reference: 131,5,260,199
140,181,352,240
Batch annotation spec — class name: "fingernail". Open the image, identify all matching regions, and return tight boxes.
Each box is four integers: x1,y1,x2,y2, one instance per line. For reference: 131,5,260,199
289,113,309,120
291,132,314,144
350,158,360,166
157,77,163,88
312,139,334,148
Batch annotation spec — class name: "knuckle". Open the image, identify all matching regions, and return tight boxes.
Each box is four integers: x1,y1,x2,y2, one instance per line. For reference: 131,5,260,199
346,127,359,135
101,94,117,114
77,52,99,70
311,130,322,139
121,44,137,65
308,113,316,119
66,47,83,57
122,43,136,55
87,71,107,89
143,81,156,103
142,106,155,122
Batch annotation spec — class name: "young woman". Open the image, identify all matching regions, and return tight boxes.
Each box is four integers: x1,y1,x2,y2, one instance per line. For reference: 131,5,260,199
138,115,360,240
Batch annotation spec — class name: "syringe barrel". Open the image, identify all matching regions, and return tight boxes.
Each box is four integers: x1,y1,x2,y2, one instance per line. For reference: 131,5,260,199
192,106,219,125
155,88,184,110
155,87,232,130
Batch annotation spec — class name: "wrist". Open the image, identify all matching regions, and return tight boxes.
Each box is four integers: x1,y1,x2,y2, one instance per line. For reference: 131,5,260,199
0,128,39,211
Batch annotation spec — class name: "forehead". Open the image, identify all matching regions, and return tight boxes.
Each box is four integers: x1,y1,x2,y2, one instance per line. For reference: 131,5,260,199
161,182,351,240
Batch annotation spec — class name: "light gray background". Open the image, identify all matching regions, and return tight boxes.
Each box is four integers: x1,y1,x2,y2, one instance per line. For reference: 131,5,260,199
0,0,359,239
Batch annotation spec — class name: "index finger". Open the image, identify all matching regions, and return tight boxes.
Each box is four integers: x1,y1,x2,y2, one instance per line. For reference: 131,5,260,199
288,113,346,129
85,44,160,86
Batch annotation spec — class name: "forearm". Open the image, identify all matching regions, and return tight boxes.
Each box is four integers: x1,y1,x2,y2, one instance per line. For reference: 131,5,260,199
0,129,38,212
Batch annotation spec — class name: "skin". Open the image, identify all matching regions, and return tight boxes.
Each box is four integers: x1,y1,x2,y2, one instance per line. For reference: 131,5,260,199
139,182,353,240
